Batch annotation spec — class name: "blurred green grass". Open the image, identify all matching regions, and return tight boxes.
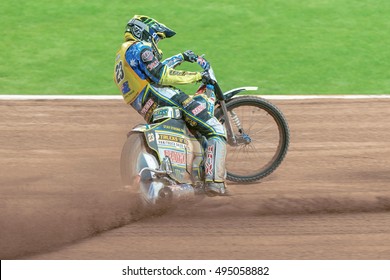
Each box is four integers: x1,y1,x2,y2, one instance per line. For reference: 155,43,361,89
1,0,389,95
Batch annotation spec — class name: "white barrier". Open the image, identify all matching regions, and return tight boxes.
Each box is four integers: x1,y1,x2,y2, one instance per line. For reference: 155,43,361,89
1,95,390,100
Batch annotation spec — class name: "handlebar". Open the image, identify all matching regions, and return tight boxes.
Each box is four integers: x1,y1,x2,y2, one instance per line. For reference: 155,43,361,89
195,55,225,101
196,56,210,71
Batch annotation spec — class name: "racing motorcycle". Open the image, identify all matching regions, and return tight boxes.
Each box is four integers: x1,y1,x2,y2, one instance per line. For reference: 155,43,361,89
120,56,289,211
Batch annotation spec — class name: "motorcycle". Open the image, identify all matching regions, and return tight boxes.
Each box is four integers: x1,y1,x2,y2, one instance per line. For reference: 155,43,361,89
120,56,290,212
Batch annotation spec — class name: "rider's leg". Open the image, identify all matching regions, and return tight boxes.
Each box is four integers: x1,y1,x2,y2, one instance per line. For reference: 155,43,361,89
144,86,228,196
204,136,228,196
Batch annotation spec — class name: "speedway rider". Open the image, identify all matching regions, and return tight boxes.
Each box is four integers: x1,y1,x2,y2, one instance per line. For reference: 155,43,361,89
114,15,228,196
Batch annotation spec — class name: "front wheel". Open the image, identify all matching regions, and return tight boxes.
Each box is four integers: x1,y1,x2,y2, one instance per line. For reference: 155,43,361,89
216,96,290,182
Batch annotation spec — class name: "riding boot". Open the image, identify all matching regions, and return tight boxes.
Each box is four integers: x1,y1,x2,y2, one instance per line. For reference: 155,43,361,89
204,136,228,196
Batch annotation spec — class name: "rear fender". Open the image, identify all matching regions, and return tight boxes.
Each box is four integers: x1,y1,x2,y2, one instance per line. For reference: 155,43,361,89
131,124,150,133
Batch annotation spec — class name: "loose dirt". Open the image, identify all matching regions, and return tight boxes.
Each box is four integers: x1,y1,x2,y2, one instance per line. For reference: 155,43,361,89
1,98,390,259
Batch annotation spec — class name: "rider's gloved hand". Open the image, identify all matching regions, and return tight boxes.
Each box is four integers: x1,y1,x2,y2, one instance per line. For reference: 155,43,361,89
201,71,213,84
182,50,198,63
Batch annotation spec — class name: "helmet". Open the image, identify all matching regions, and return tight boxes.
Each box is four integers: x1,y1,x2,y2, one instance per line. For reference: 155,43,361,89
125,15,176,60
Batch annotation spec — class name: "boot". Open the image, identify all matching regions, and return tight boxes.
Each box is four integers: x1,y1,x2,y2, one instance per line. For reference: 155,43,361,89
205,181,228,197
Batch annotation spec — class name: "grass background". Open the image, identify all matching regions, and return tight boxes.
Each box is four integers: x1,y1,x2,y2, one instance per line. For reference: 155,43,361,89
1,0,389,95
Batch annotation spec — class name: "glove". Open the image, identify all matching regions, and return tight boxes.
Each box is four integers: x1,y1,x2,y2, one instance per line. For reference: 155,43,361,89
201,71,213,84
182,50,198,63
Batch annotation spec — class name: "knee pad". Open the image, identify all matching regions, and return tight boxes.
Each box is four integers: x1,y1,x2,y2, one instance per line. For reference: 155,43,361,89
206,117,226,138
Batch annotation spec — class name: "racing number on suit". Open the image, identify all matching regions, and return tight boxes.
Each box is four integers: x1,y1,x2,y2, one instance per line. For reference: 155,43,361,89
115,61,125,83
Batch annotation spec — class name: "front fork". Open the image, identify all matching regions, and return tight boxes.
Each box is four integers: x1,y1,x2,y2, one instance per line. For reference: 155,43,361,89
219,100,252,146
219,100,237,146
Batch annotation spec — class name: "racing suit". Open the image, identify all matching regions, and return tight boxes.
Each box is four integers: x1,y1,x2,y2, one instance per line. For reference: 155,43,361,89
114,39,227,190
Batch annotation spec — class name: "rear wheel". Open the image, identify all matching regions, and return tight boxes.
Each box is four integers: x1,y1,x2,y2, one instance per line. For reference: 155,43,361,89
120,133,172,214
120,133,154,187
217,96,289,182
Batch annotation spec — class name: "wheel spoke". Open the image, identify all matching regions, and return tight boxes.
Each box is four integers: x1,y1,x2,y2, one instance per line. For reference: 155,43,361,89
220,97,289,182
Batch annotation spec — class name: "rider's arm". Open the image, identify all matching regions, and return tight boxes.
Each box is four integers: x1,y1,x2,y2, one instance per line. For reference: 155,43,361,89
160,67,202,85
139,46,201,85
161,53,184,68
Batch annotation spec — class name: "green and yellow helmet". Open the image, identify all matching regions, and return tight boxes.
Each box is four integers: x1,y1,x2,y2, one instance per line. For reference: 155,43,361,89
125,15,176,60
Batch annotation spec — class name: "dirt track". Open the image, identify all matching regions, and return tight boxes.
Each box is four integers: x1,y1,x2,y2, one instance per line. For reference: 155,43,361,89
1,98,390,260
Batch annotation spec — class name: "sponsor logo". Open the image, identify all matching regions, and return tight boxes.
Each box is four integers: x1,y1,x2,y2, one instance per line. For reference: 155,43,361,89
162,125,185,133
141,50,154,62
184,116,197,127
146,60,159,70
140,98,155,115
168,69,187,76
132,25,143,40
197,56,209,70
158,134,186,144
164,150,186,164
158,140,186,149
191,104,206,115
182,97,193,108
145,103,157,121
205,145,214,176
152,32,160,43
154,108,169,117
